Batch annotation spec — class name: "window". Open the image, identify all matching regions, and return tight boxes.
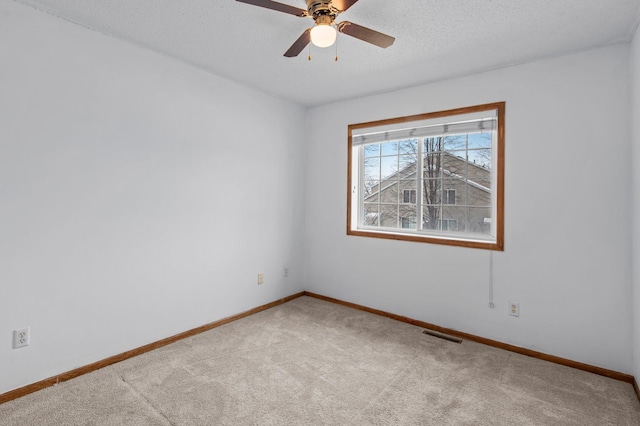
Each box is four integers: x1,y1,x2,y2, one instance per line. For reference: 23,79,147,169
347,102,504,250
403,189,417,204
442,219,458,231
401,217,417,229
443,189,455,205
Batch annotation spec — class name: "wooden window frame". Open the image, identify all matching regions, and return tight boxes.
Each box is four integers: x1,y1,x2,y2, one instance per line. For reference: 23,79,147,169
347,102,505,251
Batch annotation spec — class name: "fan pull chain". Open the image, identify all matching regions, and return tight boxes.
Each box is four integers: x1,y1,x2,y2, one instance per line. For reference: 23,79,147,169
334,29,339,61
308,44,312,61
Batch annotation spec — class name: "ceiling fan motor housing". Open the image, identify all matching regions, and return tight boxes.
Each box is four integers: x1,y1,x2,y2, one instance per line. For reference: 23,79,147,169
306,0,339,21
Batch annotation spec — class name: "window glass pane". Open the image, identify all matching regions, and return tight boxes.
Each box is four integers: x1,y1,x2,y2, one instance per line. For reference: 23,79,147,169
422,179,442,204
466,207,493,235
398,155,418,176
398,139,418,155
467,149,492,171
363,180,380,201
422,152,443,178
379,181,399,203
466,187,491,208
442,151,466,163
363,203,380,226
380,156,398,181
422,205,441,230
380,141,398,156
443,135,467,151
399,178,416,188
364,158,380,180
468,133,492,149
364,143,380,157
442,154,467,176
424,137,444,154
469,176,491,191
442,205,464,228
379,203,399,228
399,203,416,230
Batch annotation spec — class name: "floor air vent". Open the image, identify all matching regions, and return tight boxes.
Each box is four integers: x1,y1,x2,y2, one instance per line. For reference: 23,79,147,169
423,330,462,344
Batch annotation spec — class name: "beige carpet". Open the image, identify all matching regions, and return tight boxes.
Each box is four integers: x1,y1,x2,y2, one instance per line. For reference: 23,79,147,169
1,296,639,425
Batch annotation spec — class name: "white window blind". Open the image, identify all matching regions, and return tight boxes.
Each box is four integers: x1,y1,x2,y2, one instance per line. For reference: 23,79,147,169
352,111,497,146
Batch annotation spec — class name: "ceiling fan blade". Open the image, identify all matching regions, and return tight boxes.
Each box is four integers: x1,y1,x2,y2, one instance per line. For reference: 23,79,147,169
236,0,307,17
338,21,395,48
332,0,359,12
284,29,312,57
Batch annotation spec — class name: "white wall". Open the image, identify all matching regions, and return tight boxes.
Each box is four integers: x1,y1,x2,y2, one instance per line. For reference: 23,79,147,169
305,45,633,373
631,20,640,381
0,0,306,394
1,0,637,398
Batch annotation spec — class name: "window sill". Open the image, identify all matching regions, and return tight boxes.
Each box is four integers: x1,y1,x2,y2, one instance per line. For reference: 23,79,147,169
347,228,504,251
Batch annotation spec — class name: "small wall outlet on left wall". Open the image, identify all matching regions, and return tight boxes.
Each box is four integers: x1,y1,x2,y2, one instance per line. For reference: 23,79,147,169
13,327,30,349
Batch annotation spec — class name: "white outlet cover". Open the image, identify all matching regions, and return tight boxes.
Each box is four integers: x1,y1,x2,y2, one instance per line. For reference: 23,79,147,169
509,302,520,317
13,327,30,348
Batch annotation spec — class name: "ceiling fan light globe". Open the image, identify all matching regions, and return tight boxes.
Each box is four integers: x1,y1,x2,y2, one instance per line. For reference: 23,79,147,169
310,24,337,48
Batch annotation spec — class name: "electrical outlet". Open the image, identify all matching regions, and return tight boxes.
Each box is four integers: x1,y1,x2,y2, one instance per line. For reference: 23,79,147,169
13,327,30,349
257,273,264,285
283,266,289,278
509,302,520,317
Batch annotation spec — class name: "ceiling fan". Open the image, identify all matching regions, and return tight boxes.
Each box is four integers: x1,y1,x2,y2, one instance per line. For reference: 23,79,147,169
236,0,395,57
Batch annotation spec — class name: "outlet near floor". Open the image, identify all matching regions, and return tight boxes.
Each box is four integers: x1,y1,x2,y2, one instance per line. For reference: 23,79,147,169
509,302,520,317
257,273,264,285
13,327,30,349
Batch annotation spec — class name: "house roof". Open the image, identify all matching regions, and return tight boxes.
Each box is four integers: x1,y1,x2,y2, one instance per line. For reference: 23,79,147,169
364,152,491,202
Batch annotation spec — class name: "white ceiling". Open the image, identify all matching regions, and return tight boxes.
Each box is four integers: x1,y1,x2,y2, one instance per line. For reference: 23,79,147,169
14,0,640,107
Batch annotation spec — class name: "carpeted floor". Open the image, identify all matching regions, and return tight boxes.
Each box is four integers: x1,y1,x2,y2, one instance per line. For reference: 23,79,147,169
1,296,639,425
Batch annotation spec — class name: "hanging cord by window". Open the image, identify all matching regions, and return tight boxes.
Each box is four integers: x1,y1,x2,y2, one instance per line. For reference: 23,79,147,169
488,241,494,308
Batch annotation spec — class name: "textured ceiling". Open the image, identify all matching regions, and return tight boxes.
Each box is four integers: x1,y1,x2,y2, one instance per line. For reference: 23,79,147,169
14,0,640,107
